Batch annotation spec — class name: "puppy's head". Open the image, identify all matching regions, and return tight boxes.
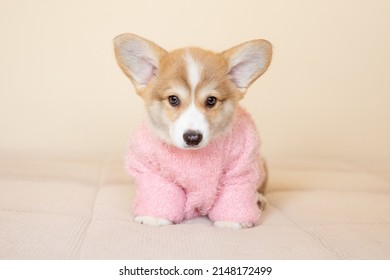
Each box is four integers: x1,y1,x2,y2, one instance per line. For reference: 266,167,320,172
114,33,272,149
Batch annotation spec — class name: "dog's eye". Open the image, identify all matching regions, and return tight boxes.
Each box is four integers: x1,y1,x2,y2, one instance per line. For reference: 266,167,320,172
168,95,180,107
206,96,217,108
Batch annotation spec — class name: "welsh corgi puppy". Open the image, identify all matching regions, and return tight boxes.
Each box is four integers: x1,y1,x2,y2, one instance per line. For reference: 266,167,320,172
114,33,272,229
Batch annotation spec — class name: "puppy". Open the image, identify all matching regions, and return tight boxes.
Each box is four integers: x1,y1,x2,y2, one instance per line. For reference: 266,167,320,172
114,34,272,229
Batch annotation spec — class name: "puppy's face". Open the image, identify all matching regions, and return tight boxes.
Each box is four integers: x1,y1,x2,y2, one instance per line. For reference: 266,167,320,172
114,34,272,149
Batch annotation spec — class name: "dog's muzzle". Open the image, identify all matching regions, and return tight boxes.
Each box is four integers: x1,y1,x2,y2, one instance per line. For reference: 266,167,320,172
183,130,203,146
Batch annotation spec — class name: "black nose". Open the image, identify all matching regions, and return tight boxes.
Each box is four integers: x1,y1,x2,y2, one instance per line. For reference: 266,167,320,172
183,130,203,146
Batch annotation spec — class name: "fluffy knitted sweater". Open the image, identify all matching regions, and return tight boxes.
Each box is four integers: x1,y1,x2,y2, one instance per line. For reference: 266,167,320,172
125,106,265,226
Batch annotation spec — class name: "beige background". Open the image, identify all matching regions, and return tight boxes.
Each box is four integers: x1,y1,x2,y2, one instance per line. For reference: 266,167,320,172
1,0,389,161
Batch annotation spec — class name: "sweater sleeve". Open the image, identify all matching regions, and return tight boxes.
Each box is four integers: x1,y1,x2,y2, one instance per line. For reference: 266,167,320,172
125,124,186,223
208,112,263,226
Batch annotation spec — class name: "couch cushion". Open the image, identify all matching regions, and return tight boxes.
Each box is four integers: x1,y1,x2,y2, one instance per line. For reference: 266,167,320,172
0,157,389,259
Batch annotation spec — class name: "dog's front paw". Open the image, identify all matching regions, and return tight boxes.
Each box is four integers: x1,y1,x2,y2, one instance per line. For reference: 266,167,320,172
134,216,173,226
214,221,249,229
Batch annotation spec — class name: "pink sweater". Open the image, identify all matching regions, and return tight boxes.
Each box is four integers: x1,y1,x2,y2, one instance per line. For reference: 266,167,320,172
125,106,265,226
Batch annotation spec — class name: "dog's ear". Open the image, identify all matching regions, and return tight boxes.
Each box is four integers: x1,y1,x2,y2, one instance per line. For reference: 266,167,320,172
114,33,167,92
221,39,272,93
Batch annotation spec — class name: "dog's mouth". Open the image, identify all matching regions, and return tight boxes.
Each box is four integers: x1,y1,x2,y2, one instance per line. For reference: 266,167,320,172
170,129,210,150
183,130,203,147
168,120,210,150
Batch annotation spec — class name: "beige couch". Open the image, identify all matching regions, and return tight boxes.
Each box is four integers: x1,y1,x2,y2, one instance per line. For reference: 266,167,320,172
1,156,389,259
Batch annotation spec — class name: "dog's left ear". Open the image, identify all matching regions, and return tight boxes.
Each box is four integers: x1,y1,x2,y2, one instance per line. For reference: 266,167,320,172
221,39,272,93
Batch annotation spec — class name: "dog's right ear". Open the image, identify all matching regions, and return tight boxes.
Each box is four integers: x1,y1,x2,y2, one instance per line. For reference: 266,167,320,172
114,33,167,92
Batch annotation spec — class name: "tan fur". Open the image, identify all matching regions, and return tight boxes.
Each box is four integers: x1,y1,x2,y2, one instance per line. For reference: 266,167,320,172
114,35,272,139
124,46,245,141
